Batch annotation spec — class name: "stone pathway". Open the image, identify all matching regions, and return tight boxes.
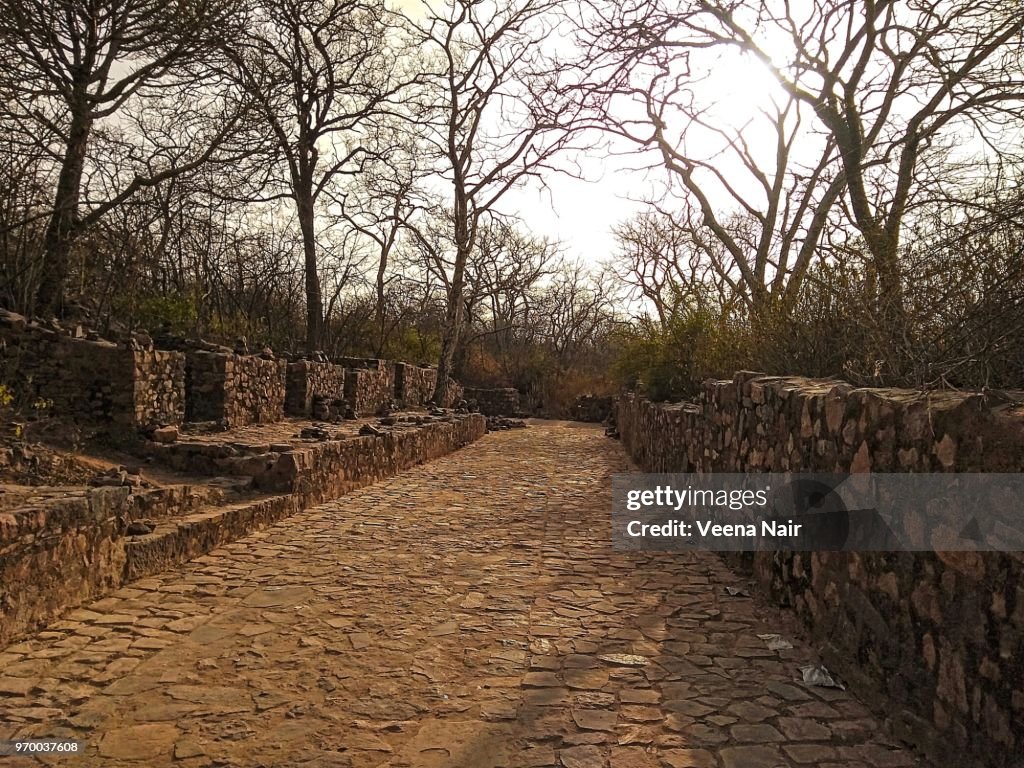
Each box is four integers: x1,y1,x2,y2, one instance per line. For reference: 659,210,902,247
0,422,930,767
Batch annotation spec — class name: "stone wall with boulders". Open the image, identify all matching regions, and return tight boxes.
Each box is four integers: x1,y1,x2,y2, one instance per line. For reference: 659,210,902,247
464,387,520,416
341,359,395,416
615,372,1024,768
185,351,286,428
285,361,346,418
0,310,185,433
394,363,437,407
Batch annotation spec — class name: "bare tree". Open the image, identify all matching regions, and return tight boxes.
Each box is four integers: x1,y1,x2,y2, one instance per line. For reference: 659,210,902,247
539,261,617,370
574,0,1024,323
610,208,734,327
403,0,584,403
0,0,243,315
455,218,559,377
0,124,51,310
570,0,849,316
221,0,406,352
709,0,1023,318
334,138,428,355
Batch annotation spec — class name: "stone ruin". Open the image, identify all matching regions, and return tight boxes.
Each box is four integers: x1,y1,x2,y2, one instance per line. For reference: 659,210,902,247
285,360,347,419
0,308,473,435
185,350,287,428
463,386,521,417
0,310,489,646
339,358,396,416
0,310,184,435
394,362,437,408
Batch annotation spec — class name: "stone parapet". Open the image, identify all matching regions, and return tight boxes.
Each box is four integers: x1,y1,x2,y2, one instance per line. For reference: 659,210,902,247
615,372,1024,768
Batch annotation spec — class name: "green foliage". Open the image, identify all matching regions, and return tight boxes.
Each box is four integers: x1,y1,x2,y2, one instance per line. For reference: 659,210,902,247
118,293,198,334
613,306,749,401
383,326,442,363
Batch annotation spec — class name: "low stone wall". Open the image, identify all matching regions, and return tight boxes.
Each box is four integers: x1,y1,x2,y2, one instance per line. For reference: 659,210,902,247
394,363,437,407
342,359,395,416
123,495,296,582
285,361,346,417
0,312,185,432
254,414,486,503
615,373,1024,767
464,387,520,416
0,415,487,647
185,351,286,428
0,483,220,647
0,488,127,648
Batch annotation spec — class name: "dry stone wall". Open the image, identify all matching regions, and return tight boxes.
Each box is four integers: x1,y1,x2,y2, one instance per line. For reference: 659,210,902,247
254,414,486,503
0,483,217,647
464,387,520,416
394,363,437,407
0,414,486,647
0,312,184,433
341,359,395,416
185,351,286,428
0,488,128,648
616,373,1024,768
132,351,186,429
285,361,346,418
0,308,470,431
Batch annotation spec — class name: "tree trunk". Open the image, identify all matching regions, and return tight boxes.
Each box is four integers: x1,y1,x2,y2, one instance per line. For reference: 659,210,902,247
295,187,323,354
432,242,469,405
864,228,904,328
37,105,92,316
374,244,387,357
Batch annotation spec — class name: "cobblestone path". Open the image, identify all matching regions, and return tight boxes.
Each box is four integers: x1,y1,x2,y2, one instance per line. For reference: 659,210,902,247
0,422,930,768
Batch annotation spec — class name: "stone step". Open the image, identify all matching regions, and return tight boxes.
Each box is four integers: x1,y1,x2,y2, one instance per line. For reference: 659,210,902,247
1,413,486,648
123,494,298,582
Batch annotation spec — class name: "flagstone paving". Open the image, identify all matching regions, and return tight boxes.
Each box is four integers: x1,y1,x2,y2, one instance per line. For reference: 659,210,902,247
0,421,930,767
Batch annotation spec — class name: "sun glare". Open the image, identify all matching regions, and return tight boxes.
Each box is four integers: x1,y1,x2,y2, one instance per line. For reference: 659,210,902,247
704,51,787,131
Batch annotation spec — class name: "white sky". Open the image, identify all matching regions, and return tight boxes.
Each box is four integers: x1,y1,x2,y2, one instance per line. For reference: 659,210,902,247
495,51,786,267
499,157,647,267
